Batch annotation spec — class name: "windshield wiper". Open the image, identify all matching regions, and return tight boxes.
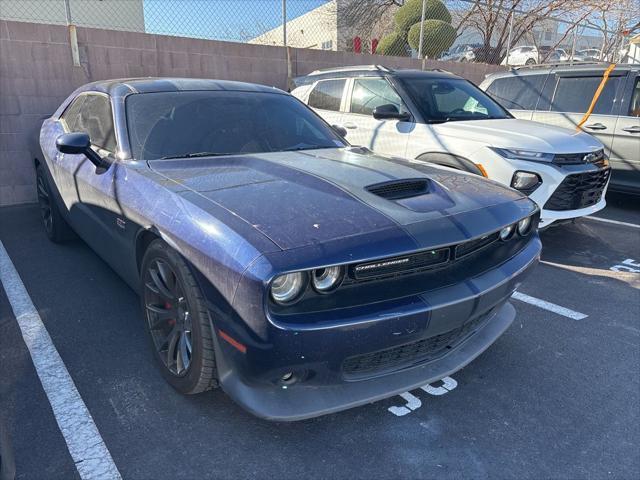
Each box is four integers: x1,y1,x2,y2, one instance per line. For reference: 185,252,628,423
281,145,336,152
160,151,228,160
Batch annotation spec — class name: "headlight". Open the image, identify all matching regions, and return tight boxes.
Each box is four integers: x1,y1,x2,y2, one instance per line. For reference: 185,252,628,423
491,147,554,162
311,266,344,293
511,171,542,194
517,216,533,236
499,224,515,241
270,272,306,304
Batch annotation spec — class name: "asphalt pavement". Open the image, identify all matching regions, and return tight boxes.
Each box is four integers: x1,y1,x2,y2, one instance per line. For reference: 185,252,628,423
0,193,638,479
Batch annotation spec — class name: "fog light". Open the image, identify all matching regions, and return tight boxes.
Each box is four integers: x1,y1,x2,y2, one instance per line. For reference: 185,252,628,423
511,171,541,194
500,224,515,241
517,216,533,236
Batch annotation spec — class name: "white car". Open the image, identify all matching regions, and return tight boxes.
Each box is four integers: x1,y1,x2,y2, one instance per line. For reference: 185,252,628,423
292,65,610,228
502,46,539,66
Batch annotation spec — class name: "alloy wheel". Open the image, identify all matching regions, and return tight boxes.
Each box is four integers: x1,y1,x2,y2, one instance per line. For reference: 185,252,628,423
144,259,193,376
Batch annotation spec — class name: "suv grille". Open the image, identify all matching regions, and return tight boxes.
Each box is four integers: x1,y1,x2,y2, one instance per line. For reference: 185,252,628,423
366,179,429,200
544,168,610,211
554,150,607,168
342,311,493,378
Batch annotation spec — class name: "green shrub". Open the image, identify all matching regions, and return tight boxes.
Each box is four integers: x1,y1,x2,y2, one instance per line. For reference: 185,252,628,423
394,0,452,33
408,19,456,58
376,31,409,56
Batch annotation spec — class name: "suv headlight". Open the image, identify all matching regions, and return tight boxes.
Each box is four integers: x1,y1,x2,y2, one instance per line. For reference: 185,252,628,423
491,147,554,162
270,272,306,304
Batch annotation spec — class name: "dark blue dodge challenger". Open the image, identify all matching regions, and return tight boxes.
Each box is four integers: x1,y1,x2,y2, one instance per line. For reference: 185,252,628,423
36,78,541,420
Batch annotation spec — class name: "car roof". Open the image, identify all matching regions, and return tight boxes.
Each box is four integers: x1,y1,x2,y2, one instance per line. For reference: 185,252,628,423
294,65,461,86
484,62,639,81
77,77,284,99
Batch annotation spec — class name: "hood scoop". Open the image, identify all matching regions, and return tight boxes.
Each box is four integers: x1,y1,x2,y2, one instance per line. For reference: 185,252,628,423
366,179,430,200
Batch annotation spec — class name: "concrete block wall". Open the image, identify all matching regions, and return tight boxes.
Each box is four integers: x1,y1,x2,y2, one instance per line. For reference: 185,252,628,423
0,20,504,207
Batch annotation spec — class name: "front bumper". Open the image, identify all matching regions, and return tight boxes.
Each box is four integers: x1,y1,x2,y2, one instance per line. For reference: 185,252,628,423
211,237,540,421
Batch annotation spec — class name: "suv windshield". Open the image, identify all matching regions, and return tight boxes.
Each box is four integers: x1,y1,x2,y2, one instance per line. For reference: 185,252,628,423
126,91,346,160
399,77,511,123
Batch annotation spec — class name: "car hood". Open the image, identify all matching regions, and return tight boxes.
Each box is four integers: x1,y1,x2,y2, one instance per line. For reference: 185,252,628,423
432,118,603,155
149,148,527,251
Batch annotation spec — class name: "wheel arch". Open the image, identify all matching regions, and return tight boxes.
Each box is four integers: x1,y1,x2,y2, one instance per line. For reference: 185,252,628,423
415,152,484,176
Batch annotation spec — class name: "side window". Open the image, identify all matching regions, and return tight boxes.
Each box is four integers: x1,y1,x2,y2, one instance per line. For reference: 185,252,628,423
350,78,407,116
308,79,346,111
549,75,622,115
76,94,117,151
486,74,546,110
60,96,86,132
628,78,640,117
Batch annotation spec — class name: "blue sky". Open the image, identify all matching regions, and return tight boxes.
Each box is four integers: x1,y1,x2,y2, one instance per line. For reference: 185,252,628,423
144,0,328,41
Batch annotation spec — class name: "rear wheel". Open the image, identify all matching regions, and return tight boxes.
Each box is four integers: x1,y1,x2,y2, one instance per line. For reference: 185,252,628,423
525,58,536,65
35,165,73,243
141,239,217,394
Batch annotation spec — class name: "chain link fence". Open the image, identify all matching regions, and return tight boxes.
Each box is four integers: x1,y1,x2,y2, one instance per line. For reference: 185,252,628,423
1,0,638,65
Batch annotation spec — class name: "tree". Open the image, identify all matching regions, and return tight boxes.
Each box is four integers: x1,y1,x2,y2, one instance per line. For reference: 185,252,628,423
408,19,456,58
377,31,410,56
394,0,452,33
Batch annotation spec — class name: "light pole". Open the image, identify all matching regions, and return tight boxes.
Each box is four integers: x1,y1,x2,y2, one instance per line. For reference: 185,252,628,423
417,0,427,59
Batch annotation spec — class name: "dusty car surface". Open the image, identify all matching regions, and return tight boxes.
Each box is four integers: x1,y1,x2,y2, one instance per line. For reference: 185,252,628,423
35,78,541,420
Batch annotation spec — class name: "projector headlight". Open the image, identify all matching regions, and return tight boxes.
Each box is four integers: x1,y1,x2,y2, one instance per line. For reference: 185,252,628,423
499,224,515,241
517,216,533,236
270,272,306,304
311,266,344,293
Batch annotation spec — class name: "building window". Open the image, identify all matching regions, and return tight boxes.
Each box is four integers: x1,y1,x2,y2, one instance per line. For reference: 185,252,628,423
321,40,333,50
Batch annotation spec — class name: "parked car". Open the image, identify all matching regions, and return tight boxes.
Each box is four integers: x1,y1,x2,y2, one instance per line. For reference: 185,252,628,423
292,65,610,228
36,78,541,420
440,43,480,62
539,46,570,63
481,63,640,195
502,46,539,66
573,48,605,62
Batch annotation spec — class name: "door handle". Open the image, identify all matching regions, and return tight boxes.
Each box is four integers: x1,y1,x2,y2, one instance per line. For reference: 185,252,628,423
622,125,640,133
584,123,607,130
343,122,358,129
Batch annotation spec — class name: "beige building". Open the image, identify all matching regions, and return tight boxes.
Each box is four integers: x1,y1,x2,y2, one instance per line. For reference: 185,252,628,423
250,0,394,52
0,0,145,31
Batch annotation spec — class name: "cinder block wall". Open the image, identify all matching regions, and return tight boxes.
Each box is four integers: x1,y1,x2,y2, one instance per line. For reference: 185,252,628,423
0,20,504,207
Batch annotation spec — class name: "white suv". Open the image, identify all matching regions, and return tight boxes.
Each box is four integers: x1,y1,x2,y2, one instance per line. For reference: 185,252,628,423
292,65,610,228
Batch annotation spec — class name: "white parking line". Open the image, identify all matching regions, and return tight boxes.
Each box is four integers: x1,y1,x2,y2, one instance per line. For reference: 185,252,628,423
585,216,640,229
0,241,121,480
512,291,588,320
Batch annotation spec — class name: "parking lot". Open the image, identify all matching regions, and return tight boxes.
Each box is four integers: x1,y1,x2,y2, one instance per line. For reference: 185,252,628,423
0,193,639,479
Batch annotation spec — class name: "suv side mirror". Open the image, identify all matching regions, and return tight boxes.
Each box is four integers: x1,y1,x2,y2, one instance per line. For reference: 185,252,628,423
56,132,107,170
372,104,410,121
332,124,347,138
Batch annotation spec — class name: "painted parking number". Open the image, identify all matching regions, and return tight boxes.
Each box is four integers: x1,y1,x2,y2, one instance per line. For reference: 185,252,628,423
610,258,640,273
387,376,458,416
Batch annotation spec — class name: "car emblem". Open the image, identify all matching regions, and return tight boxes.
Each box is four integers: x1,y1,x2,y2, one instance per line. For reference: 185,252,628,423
583,152,598,163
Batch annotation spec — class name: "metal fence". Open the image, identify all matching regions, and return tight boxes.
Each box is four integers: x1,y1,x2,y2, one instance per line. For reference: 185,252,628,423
1,0,638,65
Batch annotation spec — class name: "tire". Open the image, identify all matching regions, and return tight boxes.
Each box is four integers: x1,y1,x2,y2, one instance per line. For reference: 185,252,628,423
140,239,218,394
525,58,536,65
35,164,73,243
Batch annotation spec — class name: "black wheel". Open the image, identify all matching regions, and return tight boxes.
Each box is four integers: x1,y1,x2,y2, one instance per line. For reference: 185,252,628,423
141,239,217,394
36,165,73,243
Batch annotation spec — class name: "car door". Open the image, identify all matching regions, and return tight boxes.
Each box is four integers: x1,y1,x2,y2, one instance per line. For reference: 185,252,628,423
56,92,130,274
306,78,346,129
341,76,412,157
531,70,627,153
610,74,640,191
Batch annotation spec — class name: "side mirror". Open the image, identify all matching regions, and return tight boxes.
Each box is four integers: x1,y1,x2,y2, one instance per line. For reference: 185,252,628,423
372,104,410,121
332,124,347,138
56,132,106,169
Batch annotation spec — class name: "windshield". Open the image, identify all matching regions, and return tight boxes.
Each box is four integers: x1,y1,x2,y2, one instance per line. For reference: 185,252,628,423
399,77,511,123
125,90,346,160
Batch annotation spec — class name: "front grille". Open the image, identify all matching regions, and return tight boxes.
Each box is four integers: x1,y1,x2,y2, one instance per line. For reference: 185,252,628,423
554,150,607,168
455,232,499,258
342,311,493,378
544,168,610,211
366,179,429,200
351,248,449,280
